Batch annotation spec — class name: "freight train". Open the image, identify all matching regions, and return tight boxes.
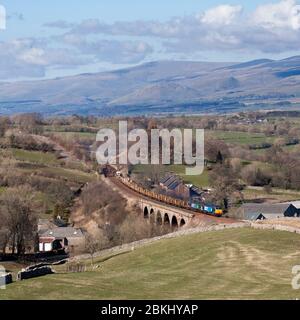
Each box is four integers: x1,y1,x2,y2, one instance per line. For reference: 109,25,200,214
101,165,223,217
189,202,223,217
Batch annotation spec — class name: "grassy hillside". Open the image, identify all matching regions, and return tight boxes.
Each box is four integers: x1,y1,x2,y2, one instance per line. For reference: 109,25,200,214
2,228,300,300
11,148,60,165
0,134,97,220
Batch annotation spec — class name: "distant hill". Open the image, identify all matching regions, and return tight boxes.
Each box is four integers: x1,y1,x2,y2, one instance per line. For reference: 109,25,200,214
1,57,300,116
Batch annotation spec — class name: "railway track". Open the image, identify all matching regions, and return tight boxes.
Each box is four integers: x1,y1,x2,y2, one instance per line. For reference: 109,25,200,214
108,176,237,224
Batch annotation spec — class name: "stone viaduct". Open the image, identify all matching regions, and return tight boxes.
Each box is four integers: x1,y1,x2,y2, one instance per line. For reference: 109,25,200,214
140,199,194,229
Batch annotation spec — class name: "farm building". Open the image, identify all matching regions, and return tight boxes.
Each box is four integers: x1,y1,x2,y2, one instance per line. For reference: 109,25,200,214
160,175,190,200
38,218,67,233
243,212,266,221
160,175,202,201
188,184,204,200
282,201,300,217
39,227,85,254
239,203,299,220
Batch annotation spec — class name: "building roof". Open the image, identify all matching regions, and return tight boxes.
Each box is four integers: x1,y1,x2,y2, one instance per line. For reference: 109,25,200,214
263,213,284,219
160,174,183,190
283,201,300,209
160,175,173,184
189,185,202,196
160,174,174,184
244,212,265,221
40,227,84,239
168,179,182,190
39,237,55,243
164,176,179,187
241,203,291,215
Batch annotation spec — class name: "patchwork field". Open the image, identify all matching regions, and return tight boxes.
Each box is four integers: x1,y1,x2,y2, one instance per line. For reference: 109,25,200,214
206,130,275,145
47,131,96,139
2,228,300,300
243,187,300,203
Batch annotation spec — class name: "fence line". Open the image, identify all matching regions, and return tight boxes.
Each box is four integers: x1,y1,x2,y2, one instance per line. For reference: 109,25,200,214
251,222,300,234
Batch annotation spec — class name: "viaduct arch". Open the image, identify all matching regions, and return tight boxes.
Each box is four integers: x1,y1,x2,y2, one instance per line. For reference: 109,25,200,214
140,200,193,228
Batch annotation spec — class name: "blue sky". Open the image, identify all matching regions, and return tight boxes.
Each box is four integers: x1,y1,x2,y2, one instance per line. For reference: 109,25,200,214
1,0,300,80
1,0,277,39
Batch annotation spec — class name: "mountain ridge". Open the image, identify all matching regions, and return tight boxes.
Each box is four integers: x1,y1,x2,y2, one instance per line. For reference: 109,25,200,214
1,57,300,116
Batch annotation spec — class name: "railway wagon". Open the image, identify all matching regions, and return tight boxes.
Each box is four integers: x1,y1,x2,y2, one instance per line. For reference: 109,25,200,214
123,177,223,217
203,204,223,217
102,165,116,178
189,202,223,217
114,169,223,217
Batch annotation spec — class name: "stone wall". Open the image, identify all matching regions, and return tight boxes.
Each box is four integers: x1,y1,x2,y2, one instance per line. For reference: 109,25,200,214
71,222,248,262
0,273,13,286
251,222,300,234
17,266,54,281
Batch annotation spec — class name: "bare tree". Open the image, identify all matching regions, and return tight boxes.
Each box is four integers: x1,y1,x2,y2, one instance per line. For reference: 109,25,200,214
209,162,243,210
11,113,43,134
0,186,38,256
85,234,101,268
0,227,10,255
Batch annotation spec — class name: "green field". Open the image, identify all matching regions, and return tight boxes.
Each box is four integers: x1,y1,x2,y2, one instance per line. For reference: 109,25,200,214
2,228,300,300
49,131,96,139
8,148,95,184
243,186,300,203
34,166,96,184
206,130,274,145
11,148,59,165
168,165,210,188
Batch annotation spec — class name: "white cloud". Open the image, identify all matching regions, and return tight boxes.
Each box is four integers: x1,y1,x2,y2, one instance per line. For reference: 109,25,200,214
70,38,153,64
0,4,6,30
253,0,300,30
57,1,300,55
3,1,300,80
19,48,47,65
0,38,89,79
0,34,153,80
201,4,242,26
44,20,74,29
